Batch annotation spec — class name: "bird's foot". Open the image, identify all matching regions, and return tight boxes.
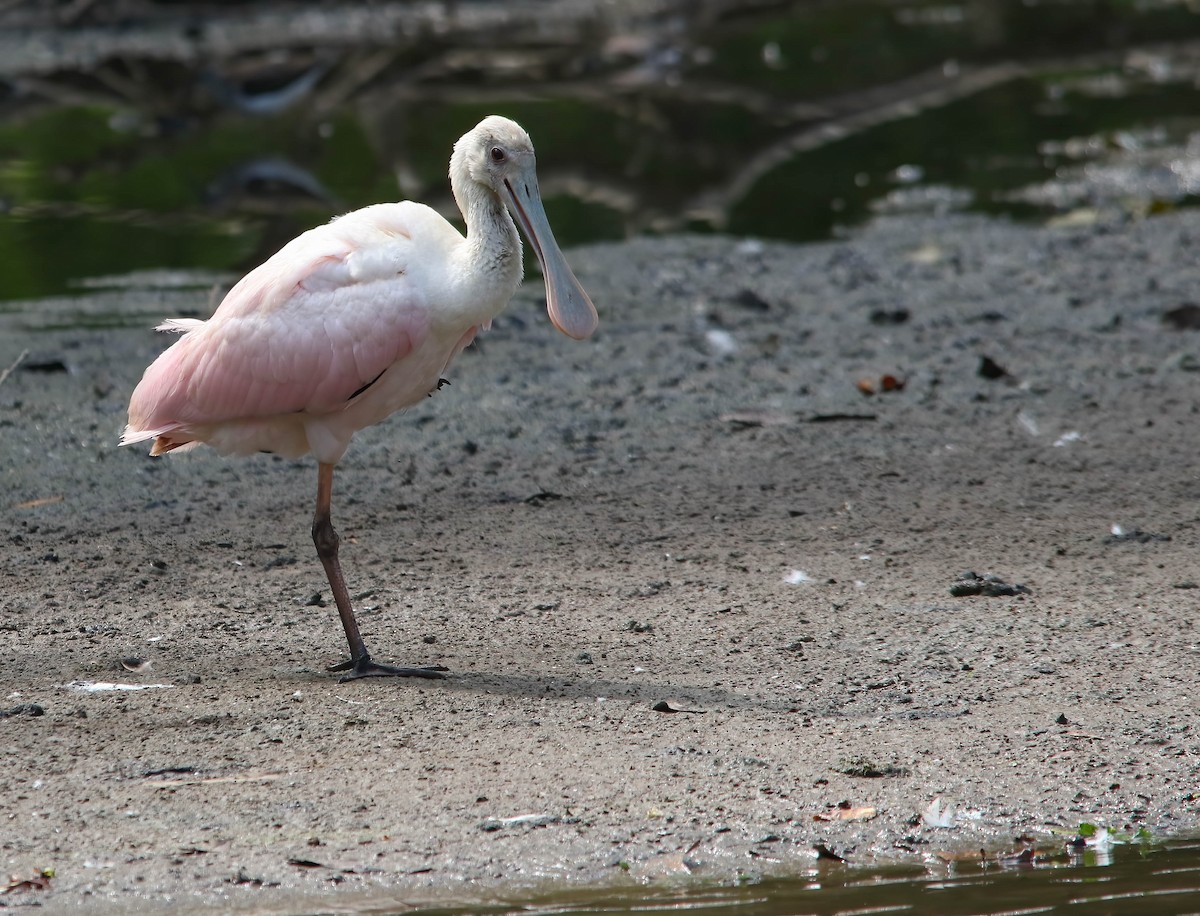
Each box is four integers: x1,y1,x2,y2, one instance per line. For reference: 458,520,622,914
329,655,449,682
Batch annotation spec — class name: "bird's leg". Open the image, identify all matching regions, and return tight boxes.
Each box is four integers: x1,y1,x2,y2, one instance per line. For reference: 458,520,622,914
312,462,446,681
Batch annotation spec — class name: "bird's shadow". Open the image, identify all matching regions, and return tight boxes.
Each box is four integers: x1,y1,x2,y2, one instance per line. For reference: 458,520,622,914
331,666,797,715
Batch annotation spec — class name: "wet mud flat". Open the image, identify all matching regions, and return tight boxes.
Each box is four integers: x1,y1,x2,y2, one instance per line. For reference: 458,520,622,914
2,206,1200,912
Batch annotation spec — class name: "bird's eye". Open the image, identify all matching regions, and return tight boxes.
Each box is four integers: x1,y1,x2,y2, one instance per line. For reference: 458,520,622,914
490,147,506,163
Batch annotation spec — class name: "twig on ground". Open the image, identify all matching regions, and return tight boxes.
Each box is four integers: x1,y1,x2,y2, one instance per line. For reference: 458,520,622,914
0,349,29,388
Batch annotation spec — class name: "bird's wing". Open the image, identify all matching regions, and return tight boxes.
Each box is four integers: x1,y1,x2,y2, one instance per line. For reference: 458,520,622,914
128,206,437,434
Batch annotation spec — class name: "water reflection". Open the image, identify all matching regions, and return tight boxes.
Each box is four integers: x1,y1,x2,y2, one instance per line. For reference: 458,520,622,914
1,0,1200,301
381,839,1200,916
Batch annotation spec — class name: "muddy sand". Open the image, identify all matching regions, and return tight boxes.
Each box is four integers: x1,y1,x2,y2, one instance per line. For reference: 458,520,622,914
2,205,1199,912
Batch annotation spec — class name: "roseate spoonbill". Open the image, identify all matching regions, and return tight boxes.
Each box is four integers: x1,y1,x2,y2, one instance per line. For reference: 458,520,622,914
121,116,598,680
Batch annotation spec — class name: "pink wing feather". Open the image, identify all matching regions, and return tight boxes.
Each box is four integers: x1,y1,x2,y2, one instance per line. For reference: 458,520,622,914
124,207,432,452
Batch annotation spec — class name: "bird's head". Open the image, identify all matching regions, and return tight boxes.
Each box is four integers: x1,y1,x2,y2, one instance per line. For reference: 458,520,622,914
456,115,535,189
453,116,599,341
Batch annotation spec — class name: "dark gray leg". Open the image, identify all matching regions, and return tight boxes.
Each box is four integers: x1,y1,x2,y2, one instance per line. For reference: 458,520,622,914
313,462,446,681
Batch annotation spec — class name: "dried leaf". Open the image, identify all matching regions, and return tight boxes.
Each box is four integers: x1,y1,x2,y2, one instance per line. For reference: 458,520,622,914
814,804,877,822
2,869,53,894
13,495,65,510
934,847,988,864
630,852,696,876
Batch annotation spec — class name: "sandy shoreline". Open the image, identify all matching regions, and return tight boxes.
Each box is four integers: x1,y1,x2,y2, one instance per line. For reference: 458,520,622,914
2,207,1199,912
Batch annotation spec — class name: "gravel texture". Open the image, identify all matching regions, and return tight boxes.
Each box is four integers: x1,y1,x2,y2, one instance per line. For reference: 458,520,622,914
2,206,1199,912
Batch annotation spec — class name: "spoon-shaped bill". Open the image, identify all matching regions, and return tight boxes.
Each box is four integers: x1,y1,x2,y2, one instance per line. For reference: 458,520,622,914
502,175,598,340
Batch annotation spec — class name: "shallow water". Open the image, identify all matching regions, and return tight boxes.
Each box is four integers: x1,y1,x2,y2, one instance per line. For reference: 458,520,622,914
2,0,1200,303
387,839,1200,916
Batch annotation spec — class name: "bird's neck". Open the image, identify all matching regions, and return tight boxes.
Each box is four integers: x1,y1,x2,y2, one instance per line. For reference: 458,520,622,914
452,173,524,290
